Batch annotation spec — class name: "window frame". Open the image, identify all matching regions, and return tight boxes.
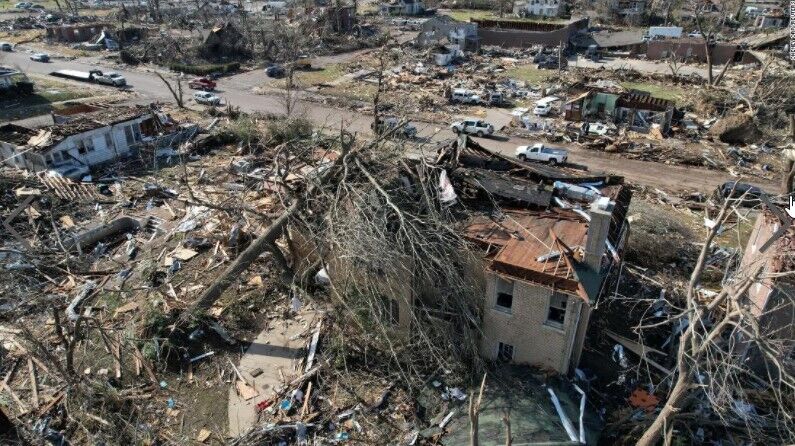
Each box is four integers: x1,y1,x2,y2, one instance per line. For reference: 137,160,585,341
494,277,514,314
497,342,514,362
545,292,568,330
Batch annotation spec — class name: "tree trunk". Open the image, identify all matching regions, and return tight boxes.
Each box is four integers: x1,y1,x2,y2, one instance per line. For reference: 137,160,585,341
174,146,351,329
469,373,487,446
704,39,714,86
636,367,691,446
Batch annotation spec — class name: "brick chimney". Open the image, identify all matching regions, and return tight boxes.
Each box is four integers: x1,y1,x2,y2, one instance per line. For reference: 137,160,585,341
585,197,614,272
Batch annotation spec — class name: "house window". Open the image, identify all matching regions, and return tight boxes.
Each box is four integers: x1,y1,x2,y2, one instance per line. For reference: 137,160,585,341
546,292,568,329
124,125,135,145
104,132,114,149
133,123,142,142
76,138,95,154
495,277,514,313
60,150,70,161
52,152,62,162
497,342,514,362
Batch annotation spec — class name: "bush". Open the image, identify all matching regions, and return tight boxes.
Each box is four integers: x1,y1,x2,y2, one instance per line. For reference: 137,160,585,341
266,117,314,145
169,62,240,76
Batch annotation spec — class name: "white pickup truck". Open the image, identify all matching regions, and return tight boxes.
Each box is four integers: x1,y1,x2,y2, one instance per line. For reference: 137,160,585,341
515,143,568,165
451,119,494,137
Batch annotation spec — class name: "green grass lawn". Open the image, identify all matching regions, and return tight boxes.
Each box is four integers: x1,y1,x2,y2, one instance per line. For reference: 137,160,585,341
295,64,346,86
619,81,687,104
503,64,557,85
0,75,97,120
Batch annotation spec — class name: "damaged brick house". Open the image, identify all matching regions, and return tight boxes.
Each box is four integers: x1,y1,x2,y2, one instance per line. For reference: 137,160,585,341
565,89,675,133
322,137,631,375
737,205,795,369
0,106,184,174
447,138,631,373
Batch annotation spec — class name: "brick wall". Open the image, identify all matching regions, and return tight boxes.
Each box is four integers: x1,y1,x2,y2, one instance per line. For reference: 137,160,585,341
480,272,585,373
646,40,757,65
475,18,587,48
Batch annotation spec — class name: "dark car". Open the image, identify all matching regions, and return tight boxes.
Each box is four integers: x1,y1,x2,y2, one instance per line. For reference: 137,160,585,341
266,64,285,78
715,181,764,206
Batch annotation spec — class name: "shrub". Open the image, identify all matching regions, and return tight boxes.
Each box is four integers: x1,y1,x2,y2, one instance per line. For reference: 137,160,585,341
266,117,314,145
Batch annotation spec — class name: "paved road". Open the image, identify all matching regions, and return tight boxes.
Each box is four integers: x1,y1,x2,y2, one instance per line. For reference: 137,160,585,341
2,50,778,194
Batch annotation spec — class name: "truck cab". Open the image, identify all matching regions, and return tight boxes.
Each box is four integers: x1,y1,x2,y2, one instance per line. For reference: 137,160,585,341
515,143,568,165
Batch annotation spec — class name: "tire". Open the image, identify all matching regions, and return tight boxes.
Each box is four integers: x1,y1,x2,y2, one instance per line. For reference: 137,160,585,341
476,131,484,137
518,154,527,161
549,159,558,166
452,127,460,134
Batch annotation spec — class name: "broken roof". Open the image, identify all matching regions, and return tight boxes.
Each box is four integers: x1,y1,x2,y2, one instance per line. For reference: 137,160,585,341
26,106,151,151
0,123,38,146
464,208,602,301
442,136,630,302
617,92,674,111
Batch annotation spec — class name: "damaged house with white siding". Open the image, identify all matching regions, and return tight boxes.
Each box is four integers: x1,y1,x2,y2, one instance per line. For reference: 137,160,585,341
0,106,193,176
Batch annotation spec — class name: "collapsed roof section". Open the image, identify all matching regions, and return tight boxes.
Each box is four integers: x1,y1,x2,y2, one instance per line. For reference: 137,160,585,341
438,135,631,302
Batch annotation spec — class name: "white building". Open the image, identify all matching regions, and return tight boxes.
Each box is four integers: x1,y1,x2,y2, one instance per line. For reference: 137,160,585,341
380,0,425,16
514,0,563,18
0,107,155,174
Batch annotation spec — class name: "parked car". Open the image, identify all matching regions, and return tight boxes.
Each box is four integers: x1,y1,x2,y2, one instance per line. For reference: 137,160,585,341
583,122,613,136
188,77,216,91
450,119,494,137
714,181,764,207
450,88,482,105
0,43,13,52
94,72,126,86
14,2,33,9
533,102,552,116
372,117,417,139
266,64,285,78
193,91,221,105
50,165,90,181
515,143,568,165
29,53,49,62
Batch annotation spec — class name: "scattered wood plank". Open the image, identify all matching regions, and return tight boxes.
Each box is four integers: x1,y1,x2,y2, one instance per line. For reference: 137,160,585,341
27,358,38,408
305,320,322,372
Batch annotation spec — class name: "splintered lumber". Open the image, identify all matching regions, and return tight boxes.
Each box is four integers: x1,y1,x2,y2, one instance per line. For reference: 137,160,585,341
605,330,671,375
27,358,38,408
305,320,322,372
174,144,352,329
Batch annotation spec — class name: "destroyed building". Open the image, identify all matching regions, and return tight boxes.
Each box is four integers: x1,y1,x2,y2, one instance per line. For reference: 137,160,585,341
46,23,113,43
737,205,795,370
473,17,588,48
450,138,630,374
415,15,479,51
201,22,249,60
564,89,675,133
0,106,186,174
